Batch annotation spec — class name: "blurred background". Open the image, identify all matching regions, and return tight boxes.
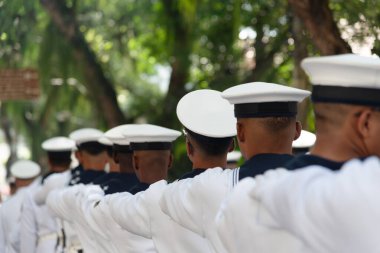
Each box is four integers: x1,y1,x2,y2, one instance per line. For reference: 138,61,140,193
0,0,379,194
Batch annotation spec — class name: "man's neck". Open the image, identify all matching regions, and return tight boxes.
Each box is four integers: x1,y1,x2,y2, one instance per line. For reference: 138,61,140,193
310,134,368,162
119,166,135,174
50,166,70,173
139,170,167,184
192,156,227,169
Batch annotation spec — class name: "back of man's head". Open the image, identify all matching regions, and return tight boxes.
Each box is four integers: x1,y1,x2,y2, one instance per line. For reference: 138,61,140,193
77,141,107,170
222,82,310,160
185,128,234,157
302,54,380,159
47,151,72,171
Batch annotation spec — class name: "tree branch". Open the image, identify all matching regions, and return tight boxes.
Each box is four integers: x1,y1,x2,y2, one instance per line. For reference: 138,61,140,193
288,0,351,55
40,0,126,127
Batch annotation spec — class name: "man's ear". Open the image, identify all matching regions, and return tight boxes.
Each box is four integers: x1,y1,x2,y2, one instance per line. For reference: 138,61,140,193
112,151,120,164
168,153,174,170
74,151,82,162
186,139,194,157
294,121,302,140
132,154,139,171
237,122,245,143
228,138,236,152
357,109,372,138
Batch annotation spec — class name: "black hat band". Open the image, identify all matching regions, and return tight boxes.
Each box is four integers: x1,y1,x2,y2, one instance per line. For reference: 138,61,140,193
131,142,172,151
312,85,380,106
234,102,298,118
113,144,133,153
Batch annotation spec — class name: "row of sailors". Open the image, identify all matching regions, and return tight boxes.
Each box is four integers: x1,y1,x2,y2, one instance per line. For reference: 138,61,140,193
1,52,379,253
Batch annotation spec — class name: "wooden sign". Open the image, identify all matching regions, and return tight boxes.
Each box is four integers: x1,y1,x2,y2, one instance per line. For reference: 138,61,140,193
0,69,40,100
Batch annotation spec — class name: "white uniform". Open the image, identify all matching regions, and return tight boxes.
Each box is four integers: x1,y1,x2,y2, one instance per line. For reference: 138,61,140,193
0,187,29,253
46,185,97,252
221,157,380,253
159,168,236,253
107,180,209,253
215,177,304,253
86,189,156,253
20,185,59,253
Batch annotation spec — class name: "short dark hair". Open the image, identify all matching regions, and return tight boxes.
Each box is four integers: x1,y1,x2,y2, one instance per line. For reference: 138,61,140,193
47,151,72,167
259,117,296,132
77,141,107,155
185,128,233,156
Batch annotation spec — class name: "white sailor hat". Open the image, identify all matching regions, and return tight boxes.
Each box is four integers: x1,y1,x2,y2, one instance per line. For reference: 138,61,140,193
123,124,181,150
69,128,104,145
10,160,41,179
292,130,316,149
42,137,76,151
222,82,310,118
104,124,140,153
302,54,380,106
98,136,113,146
227,151,242,163
177,89,236,138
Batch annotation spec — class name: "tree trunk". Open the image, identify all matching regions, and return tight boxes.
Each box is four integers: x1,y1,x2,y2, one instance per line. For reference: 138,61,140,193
291,15,311,129
288,0,351,55
40,0,126,127
159,0,193,128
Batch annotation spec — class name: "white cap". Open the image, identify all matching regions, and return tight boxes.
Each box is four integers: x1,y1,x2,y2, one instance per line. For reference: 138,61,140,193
69,128,104,145
104,124,139,146
177,89,236,138
42,137,76,151
98,136,113,146
292,130,316,149
302,54,380,106
10,160,41,179
227,151,242,163
123,124,181,150
222,82,311,118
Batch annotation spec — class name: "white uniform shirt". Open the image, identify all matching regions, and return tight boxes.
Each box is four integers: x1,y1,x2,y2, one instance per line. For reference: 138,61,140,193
20,184,59,253
47,185,101,252
0,187,29,253
89,191,157,253
159,168,236,253
107,180,210,253
240,157,380,253
215,177,304,253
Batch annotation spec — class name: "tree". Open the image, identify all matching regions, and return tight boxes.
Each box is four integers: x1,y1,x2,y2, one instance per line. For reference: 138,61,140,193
288,0,351,55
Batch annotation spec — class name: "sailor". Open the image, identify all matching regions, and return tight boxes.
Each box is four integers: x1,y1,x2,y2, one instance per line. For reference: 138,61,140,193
215,54,380,253
106,89,237,253
36,128,106,253
291,130,316,155
20,137,75,253
92,125,139,194
69,128,108,185
48,124,180,253
159,82,310,252
0,160,41,253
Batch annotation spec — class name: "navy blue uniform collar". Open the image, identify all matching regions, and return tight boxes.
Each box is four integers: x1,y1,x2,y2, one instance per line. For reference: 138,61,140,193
239,153,294,180
100,173,139,195
178,168,209,180
284,154,345,171
128,182,151,195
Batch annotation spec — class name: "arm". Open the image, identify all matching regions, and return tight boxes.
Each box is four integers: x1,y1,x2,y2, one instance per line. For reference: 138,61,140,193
159,168,228,237
108,181,167,238
251,157,380,253
20,192,38,253
0,209,5,253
